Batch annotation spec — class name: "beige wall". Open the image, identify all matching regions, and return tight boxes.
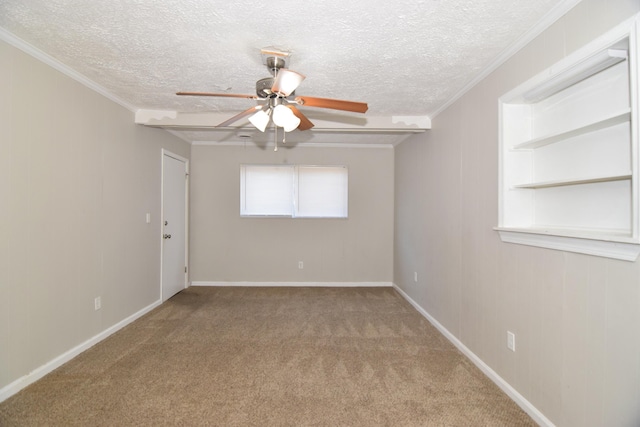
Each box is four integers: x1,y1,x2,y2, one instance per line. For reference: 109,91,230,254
0,39,190,390
190,144,394,283
394,2,640,426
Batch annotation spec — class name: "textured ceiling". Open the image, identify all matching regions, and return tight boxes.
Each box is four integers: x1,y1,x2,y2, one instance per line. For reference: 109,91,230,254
0,0,570,144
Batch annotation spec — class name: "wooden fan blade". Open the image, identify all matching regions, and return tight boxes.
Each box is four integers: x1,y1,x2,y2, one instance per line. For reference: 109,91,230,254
294,96,368,113
177,91,258,99
216,105,263,127
287,105,314,131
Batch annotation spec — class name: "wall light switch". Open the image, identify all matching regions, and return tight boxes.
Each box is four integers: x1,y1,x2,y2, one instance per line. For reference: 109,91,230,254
507,331,516,352
298,261,304,269
146,213,151,224
414,272,418,282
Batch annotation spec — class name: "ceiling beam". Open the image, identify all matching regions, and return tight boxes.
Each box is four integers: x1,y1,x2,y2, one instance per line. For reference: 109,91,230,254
135,109,430,133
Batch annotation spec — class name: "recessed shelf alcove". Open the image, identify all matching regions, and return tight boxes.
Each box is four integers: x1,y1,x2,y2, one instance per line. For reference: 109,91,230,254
496,16,640,261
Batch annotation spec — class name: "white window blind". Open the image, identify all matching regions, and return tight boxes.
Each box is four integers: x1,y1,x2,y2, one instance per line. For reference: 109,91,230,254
241,165,294,216
240,165,348,218
297,166,348,218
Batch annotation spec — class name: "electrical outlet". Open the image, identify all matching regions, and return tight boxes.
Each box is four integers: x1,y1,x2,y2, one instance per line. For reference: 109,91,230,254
94,297,102,311
298,261,304,269
414,272,418,282
507,331,516,352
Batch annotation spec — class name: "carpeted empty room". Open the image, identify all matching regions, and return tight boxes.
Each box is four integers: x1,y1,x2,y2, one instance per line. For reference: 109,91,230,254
0,286,535,426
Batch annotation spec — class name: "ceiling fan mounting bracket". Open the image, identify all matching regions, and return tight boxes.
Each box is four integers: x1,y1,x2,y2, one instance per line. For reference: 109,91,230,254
265,56,286,76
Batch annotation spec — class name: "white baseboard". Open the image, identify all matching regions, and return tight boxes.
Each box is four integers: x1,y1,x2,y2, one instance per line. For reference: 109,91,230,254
191,281,393,287
0,299,162,403
392,284,555,427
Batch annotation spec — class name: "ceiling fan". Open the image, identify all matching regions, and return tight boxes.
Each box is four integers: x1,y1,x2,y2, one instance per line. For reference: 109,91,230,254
176,48,368,139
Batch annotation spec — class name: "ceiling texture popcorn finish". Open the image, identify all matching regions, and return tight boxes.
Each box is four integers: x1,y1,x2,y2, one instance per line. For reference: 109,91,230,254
0,0,574,145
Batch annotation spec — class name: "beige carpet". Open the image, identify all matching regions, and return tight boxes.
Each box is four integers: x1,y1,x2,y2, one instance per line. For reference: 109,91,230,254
0,287,535,426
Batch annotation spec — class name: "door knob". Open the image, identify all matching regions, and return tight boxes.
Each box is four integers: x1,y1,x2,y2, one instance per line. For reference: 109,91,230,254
163,234,172,239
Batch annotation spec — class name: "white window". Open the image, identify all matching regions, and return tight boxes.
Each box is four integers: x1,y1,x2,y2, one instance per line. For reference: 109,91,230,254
240,165,348,218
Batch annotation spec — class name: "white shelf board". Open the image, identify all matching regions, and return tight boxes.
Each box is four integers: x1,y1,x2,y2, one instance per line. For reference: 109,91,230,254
512,172,631,189
513,109,631,150
521,49,628,102
495,227,640,261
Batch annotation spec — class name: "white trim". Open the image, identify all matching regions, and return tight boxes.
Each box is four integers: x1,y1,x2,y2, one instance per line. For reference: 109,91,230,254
429,0,582,118
0,299,162,403
162,150,189,163
0,27,137,113
191,281,393,287
392,284,555,427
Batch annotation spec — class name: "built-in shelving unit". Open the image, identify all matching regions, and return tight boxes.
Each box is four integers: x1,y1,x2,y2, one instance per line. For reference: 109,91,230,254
496,16,640,261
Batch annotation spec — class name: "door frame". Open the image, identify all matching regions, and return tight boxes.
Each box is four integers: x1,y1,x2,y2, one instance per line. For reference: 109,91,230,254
160,149,189,301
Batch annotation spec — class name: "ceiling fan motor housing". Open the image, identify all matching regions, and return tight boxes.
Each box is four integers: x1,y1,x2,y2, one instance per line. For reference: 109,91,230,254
257,56,291,98
256,77,275,98
256,77,296,99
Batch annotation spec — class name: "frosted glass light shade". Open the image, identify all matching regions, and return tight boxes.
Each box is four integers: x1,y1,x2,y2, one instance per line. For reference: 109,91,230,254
249,109,270,132
282,115,300,132
272,105,300,132
272,69,305,96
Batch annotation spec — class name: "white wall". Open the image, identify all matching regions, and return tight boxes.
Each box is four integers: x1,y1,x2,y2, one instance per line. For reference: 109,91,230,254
394,1,640,426
0,38,190,393
189,144,394,284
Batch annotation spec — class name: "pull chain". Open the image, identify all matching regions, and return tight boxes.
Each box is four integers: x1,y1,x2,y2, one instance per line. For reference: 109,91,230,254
274,125,278,152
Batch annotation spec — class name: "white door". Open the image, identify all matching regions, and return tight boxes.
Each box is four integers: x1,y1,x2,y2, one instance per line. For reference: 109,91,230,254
161,151,188,301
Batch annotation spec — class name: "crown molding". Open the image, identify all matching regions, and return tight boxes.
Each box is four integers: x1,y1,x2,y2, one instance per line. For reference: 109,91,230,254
428,0,583,119
0,27,137,112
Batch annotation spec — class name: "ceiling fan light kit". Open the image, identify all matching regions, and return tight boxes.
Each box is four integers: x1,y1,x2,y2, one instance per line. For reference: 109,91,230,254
248,109,271,132
275,107,301,132
176,48,368,149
